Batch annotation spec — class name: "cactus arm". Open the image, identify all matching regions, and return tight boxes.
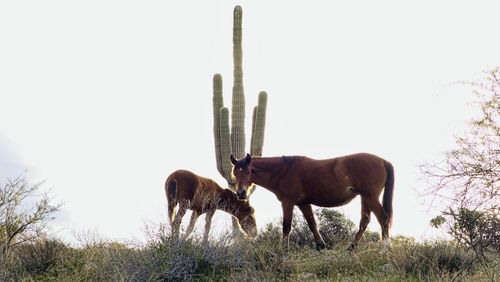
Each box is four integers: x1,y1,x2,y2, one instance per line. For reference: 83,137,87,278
250,91,268,157
219,107,234,183
250,106,257,156
248,91,267,197
213,74,225,176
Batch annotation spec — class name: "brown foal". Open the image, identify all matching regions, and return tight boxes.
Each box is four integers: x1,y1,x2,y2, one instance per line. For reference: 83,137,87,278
230,153,394,251
165,169,257,241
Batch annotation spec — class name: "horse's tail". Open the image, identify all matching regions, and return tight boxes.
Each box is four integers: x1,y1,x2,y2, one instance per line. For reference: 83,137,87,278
383,160,394,229
165,177,178,226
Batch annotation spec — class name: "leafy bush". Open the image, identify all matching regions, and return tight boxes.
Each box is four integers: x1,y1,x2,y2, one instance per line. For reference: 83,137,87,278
431,208,500,260
317,208,355,246
451,208,499,256
258,208,380,249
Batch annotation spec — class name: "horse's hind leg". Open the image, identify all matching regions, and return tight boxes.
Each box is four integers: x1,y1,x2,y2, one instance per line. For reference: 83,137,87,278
172,204,188,239
365,198,391,252
182,211,200,240
349,200,371,251
298,204,325,250
168,200,177,227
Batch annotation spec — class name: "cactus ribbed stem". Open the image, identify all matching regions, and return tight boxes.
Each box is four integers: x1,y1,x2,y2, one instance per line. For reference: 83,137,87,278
212,5,267,201
250,91,268,157
231,5,245,160
233,6,243,85
219,107,233,183
213,74,224,177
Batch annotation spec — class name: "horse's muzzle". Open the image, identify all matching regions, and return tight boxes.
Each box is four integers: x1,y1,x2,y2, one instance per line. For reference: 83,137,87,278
237,190,247,200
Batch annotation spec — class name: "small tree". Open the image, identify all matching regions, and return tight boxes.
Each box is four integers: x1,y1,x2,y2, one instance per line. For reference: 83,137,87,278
422,67,500,280
0,175,60,257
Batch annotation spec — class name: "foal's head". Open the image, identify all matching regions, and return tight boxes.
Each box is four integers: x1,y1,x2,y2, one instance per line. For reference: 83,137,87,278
230,153,252,200
238,203,257,238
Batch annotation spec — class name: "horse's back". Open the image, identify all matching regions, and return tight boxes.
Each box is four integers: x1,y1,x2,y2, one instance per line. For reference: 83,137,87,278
166,170,222,210
281,153,387,179
330,153,388,194
166,170,201,202
290,153,388,201
334,153,386,170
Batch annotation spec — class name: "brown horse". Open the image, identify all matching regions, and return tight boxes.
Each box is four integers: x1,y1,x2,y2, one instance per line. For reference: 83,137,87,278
165,169,257,242
230,153,394,251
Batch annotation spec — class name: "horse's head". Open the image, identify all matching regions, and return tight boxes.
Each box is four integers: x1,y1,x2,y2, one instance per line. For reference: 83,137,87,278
230,153,252,200
238,205,257,238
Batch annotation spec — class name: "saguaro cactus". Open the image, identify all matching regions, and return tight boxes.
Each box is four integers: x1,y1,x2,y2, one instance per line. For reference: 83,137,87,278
213,6,268,195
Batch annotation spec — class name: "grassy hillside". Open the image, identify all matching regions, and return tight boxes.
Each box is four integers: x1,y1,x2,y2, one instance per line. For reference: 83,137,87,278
1,220,497,281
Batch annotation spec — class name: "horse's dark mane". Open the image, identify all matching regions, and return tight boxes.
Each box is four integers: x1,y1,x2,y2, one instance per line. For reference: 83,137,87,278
281,155,305,166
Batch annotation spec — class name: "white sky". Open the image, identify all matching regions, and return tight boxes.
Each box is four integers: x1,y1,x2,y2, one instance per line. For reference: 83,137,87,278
1,1,500,244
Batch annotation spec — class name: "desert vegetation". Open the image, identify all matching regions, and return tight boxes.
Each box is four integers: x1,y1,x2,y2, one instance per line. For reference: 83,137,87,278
1,4,499,281
0,171,498,281
0,209,497,281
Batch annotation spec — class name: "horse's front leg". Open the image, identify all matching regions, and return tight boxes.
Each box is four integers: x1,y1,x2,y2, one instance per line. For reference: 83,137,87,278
281,201,294,250
298,204,326,251
203,209,215,243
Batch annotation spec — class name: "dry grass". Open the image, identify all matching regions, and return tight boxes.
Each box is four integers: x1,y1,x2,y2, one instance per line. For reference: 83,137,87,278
0,222,497,281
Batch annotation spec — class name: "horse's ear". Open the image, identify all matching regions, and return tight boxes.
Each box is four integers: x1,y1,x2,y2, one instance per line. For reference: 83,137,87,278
230,154,238,165
246,153,252,164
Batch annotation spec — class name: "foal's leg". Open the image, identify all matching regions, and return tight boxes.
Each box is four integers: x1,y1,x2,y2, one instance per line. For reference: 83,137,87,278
182,211,200,240
172,205,188,239
349,200,371,251
281,201,294,250
203,209,215,243
298,204,325,250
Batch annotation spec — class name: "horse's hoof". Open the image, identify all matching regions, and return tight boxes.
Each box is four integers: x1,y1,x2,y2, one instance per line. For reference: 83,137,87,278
316,241,326,251
379,245,391,254
379,238,391,254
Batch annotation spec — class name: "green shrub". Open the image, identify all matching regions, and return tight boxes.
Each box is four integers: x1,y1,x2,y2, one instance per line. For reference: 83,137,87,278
317,208,355,246
257,208,380,249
